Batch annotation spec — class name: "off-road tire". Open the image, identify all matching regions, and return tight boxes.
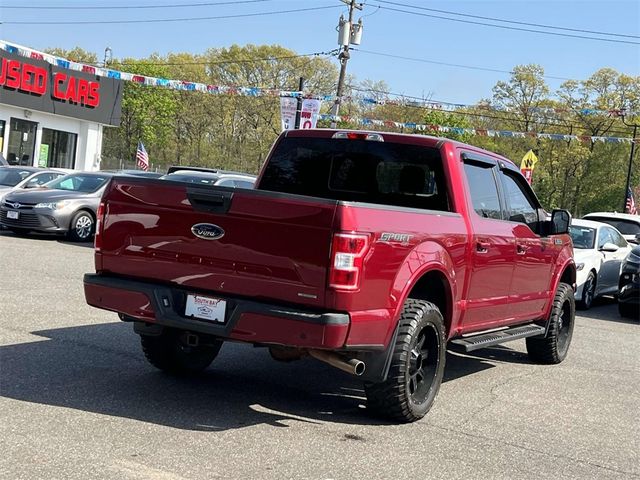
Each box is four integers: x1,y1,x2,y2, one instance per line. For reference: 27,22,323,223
526,282,575,364
577,272,596,310
140,329,223,375
618,302,638,320
68,211,94,242
365,299,446,423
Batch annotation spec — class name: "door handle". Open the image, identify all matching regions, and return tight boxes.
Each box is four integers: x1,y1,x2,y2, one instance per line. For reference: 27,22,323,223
516,244,528,255
476,240,490,253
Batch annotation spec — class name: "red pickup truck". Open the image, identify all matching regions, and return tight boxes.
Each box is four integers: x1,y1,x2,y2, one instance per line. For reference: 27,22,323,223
84,129,576,422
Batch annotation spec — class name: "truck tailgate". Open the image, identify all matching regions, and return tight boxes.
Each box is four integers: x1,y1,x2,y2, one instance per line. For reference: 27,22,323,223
98,177,338,307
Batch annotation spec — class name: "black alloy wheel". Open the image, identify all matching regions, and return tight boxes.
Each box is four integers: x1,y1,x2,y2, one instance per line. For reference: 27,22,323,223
579,272,596,310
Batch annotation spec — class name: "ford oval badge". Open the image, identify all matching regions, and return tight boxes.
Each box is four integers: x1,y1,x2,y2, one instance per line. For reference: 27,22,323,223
191,223,225,240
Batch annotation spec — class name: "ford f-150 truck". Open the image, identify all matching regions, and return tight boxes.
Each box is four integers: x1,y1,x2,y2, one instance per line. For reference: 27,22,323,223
84,129,576,422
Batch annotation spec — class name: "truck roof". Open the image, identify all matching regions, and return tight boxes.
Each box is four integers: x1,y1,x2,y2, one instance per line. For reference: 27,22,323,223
284,128,518,168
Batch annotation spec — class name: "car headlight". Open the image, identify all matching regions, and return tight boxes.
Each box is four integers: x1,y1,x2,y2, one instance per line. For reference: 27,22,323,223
35,200,71,210
576,262,585,271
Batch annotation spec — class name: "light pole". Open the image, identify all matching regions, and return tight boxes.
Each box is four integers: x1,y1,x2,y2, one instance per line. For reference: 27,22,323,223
330,0,363,128
621,114,638,212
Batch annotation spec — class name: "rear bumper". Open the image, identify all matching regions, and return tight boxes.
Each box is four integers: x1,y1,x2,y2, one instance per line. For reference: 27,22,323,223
83,273,350,349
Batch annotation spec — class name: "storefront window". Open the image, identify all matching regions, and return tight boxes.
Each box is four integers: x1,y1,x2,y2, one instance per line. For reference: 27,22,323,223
40,128,77,169
7,118,38,165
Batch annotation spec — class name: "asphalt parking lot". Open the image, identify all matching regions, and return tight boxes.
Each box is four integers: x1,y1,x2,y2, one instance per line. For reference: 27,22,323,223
0,230,638,480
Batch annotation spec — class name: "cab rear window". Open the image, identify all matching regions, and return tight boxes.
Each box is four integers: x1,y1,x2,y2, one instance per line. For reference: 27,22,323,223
259,137,450,212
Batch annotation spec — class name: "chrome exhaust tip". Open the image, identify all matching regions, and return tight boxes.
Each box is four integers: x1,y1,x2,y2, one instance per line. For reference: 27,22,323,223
309,350,365,376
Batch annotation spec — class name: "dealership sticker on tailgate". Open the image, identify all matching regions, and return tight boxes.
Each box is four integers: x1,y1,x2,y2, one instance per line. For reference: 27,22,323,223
185,294,226,323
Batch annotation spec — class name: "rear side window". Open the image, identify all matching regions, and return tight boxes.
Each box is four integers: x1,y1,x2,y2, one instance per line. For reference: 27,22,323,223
463,163,502,220
260,137,450,211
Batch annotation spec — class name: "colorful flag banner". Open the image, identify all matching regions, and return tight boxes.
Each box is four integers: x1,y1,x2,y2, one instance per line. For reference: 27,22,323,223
520,150,539,184
318,114,636,145
2,39,638,118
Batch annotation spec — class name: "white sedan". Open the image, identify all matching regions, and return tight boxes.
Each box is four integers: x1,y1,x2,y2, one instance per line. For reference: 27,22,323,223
570,219,631,309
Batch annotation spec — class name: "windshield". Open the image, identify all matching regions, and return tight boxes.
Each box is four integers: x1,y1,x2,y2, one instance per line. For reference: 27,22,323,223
0,168,34,187
587,217,640,235
569,226,596,249
46,174,110,193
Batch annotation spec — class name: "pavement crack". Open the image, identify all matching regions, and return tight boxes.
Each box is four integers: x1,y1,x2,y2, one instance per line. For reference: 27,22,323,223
429,424,639,477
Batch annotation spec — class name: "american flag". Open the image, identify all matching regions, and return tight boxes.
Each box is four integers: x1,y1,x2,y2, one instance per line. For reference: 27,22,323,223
626,187,637,215
136,141,149,172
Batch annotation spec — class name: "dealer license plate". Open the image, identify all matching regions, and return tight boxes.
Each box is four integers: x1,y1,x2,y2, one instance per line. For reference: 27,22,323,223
7,210,18,220
185,294,226,323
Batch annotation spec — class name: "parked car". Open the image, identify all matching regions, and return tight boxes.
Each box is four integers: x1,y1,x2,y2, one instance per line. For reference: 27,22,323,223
583,212,640,245
160,166,256,188
618,244,640,319
84,129,575,423
109,169,165,179
569,219,631,309
0,166,66,199
0,172,113,241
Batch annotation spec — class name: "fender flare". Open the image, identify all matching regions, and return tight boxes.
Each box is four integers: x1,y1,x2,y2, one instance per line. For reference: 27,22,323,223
358,240,457,383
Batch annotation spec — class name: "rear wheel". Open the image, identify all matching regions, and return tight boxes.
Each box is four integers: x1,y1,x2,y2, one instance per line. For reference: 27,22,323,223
140,329,223,375
68,211,94,242
578,272,596,310
365,299,446,423
526,282,575,364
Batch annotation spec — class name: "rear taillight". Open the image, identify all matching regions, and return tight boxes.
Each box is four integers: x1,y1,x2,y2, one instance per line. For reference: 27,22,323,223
329,232,371,290
94,201,105,251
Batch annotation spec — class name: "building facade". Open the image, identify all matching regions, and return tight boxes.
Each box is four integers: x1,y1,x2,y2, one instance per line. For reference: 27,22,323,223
0,48,122,171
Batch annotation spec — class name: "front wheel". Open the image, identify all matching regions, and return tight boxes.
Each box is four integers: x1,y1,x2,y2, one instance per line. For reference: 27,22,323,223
526,282,575,364
68,211,94,242
141,329,223,375
578,272,596,310
365,299,446,423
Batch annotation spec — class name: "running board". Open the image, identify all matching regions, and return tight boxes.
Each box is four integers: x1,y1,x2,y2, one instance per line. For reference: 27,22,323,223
450,324,545,352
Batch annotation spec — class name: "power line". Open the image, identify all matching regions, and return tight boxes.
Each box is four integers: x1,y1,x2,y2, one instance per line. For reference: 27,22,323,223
345,85,632,135
375,0,640,39
2,0,277,9
3,5,342,25
101,50,337,67
353,49,574,81
368,2,640,45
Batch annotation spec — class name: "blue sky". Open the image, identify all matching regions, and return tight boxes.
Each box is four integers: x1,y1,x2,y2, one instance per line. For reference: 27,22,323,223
1,0,639,104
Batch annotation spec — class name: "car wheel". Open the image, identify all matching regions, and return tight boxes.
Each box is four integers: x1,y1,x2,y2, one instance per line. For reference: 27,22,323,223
578,272,596,310
364,299,446,422
140,329,223,375
68,211,94,242
618,302,639,320
526,282,575,364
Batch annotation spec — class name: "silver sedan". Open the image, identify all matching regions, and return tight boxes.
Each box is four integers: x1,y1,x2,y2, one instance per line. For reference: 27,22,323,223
0,172,113,241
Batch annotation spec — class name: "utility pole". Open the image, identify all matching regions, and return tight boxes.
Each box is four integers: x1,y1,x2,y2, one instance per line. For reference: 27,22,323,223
621,114,638,212
330,0,363,128
294,77,305,129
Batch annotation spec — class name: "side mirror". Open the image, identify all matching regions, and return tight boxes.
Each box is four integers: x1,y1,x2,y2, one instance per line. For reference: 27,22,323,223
600,242,619,253
551,209,571,235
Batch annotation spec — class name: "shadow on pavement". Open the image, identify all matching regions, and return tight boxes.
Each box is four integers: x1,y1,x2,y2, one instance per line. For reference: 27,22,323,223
0,228,93,248
578,297,638,325
0,322,506,430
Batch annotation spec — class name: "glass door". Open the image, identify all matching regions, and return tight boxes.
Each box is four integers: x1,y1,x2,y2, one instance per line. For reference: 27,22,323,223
8,118,38,165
